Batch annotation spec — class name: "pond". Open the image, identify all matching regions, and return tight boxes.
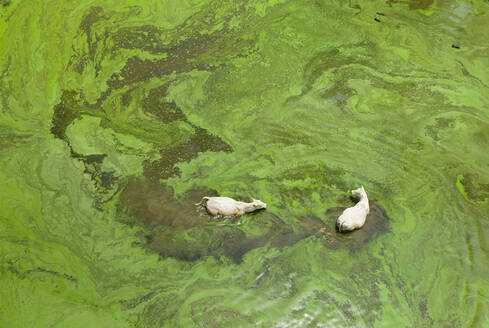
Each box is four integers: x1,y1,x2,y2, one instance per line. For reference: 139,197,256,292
1,0,488,327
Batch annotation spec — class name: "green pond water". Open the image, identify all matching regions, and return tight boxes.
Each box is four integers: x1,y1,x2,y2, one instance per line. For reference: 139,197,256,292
1,0,489,326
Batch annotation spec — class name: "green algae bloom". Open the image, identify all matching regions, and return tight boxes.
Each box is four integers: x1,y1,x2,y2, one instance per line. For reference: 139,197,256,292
1,0,489,327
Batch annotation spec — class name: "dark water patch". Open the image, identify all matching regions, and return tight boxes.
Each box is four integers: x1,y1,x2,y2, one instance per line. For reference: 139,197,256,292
297,215,343,249
119,178,212,229
71,3,259,110
228,212,320,257
298,215,328,232
51,91,124,206
51,90,82,140
148,225,247,262
70,152,116,190
106,23,256,89
224,211,313,262
90,5,257,103
107,56,185,90
119,180,328,262
50,83,231,212
111,25,166,54
457,173,489,203
118,176,387,263
70,54,88,75
106,23,229,90
265,214,313,250
141,83,187,124
142,116,232,181
118,178,244,261
79,6,107,36
50,90,120,203
321,204,391,249
52,83,232,186
66,31,236,182
78,6,109,71
69,151,119,209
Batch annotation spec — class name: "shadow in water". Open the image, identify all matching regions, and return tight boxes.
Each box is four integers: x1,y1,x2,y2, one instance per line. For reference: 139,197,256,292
118,179,391,263
320,203,391,249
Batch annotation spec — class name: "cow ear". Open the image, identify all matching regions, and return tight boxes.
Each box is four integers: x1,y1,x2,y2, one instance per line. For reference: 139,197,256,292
251,197,256,201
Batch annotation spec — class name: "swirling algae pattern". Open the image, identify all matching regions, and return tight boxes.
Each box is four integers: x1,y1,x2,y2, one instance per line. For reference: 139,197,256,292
0,0,488,327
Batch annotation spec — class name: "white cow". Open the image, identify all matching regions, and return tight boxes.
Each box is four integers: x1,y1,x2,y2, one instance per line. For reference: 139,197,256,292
337,186,370,232
196,196,267,217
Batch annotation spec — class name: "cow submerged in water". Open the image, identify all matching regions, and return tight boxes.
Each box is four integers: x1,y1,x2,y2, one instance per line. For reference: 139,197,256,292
336,186,370,232
196,196,267,217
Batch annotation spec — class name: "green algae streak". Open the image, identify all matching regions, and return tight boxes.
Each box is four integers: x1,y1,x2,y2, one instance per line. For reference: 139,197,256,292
1,0,489,327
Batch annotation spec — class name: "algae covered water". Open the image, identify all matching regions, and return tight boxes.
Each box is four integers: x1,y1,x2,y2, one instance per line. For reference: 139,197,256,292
1,0,489,326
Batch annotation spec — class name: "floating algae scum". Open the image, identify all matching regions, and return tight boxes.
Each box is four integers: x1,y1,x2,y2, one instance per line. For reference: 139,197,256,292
1,0,489,327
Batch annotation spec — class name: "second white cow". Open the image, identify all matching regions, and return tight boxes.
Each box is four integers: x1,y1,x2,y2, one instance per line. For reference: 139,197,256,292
336,186,370,232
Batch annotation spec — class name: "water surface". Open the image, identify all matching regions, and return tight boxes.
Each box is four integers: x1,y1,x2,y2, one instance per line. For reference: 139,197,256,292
1,0,488,327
